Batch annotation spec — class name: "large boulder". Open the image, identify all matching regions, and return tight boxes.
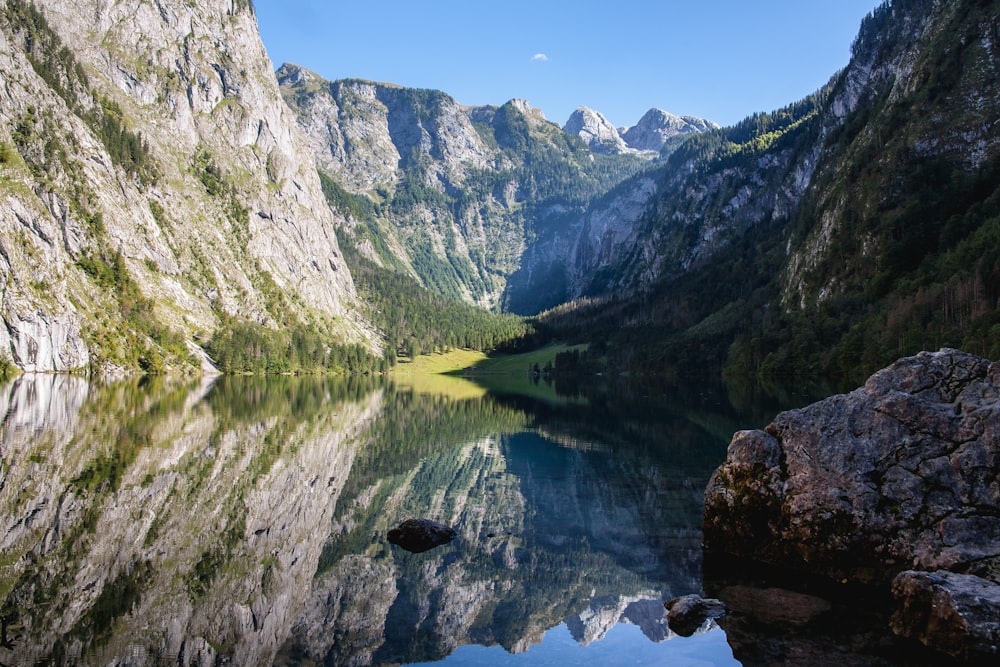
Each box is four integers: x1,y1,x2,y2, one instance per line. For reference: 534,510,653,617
891,570,1000,661
703,348,1000,660
704,348,999,585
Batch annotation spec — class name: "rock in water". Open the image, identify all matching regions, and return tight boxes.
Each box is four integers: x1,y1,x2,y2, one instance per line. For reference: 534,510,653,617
891,570,1000,661
703,348,999,585
387,519,457,553
703,348,1000,661
664,594,726,637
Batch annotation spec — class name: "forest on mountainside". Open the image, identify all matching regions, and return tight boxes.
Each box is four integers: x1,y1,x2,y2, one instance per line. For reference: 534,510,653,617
536,0,1000,384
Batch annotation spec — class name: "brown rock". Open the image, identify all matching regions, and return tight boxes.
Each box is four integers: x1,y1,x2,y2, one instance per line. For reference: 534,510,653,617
703,348,1000,585
890,570,1000,661
664,594,726,637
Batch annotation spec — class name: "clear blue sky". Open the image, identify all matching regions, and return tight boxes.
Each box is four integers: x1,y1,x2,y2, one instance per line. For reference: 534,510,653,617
254,0,883,129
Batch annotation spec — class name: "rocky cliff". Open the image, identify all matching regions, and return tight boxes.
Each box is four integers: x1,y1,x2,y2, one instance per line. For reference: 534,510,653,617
0,0,363,373
564,105,630,155
621,108,720,153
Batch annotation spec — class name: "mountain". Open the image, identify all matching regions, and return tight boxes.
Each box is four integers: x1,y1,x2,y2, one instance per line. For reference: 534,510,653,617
0,0,366,374
620,108,721,153
563,106,720,156
540,0,1000,381
277,65,679,310
563,106,630,155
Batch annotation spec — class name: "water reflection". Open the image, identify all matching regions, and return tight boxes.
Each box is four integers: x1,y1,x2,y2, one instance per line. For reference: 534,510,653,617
0,372,758,666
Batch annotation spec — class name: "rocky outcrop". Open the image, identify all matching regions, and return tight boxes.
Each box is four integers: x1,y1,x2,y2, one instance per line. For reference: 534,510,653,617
704,348,1000,659
276,64,493,194
564,106,718,156
664,594,726,637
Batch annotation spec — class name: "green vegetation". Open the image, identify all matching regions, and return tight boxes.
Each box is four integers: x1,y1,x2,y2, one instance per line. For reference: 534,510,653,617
392,348,489,374
538,0,1000,384
3,0,157,183
76,248,191,373
344,243,532,363
324,172,534,365
0,141,15,164
206,316,385,375
461,343,588,375
309,82,651,306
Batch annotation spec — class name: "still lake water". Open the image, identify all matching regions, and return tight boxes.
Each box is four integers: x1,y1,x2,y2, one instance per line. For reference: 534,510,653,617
0,371,819,666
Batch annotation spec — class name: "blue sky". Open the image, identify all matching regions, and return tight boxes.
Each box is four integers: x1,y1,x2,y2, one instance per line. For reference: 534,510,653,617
254,0,883,129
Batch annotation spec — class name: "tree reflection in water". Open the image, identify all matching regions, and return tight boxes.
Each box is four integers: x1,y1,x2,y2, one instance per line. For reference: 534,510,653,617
0,373,765,665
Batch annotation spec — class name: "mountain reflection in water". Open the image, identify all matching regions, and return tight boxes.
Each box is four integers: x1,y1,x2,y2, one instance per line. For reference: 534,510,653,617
0,372,789,665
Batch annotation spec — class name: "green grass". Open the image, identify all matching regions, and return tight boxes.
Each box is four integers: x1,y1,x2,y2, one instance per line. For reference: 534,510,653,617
388,344,592,404
460,344,588,375
390,348,489,375
390,344,589,377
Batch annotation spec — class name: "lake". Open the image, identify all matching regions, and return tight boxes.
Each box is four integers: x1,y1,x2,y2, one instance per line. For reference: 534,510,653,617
0,371,832,665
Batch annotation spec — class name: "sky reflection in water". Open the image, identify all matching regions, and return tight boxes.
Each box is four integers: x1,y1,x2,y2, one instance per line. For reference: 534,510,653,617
410,622,739,667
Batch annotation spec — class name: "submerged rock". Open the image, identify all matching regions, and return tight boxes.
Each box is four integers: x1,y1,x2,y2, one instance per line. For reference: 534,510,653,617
387,518,457,553
664,594,726,637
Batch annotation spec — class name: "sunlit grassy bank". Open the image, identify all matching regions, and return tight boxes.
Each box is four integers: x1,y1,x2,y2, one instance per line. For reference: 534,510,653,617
388,345,591,403
389,344,589,377
458,344,589,375
390,349,490,375
388,349,489,400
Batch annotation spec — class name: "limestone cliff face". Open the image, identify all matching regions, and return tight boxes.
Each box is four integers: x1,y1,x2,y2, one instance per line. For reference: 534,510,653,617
780,0,1000,309
277,64,494,195
0,0,362,373
504,172,662,313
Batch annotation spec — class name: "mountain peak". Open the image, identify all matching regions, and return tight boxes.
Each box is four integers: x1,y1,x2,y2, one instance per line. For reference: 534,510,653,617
275,62,314,83
564,106,629,155
620,108,720,152
505,98,547,121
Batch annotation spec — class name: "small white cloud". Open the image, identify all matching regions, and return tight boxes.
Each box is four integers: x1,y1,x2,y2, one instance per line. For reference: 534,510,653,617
531,53,548,62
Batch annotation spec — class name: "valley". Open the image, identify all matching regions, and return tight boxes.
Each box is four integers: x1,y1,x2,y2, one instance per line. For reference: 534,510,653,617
0,0,996,385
